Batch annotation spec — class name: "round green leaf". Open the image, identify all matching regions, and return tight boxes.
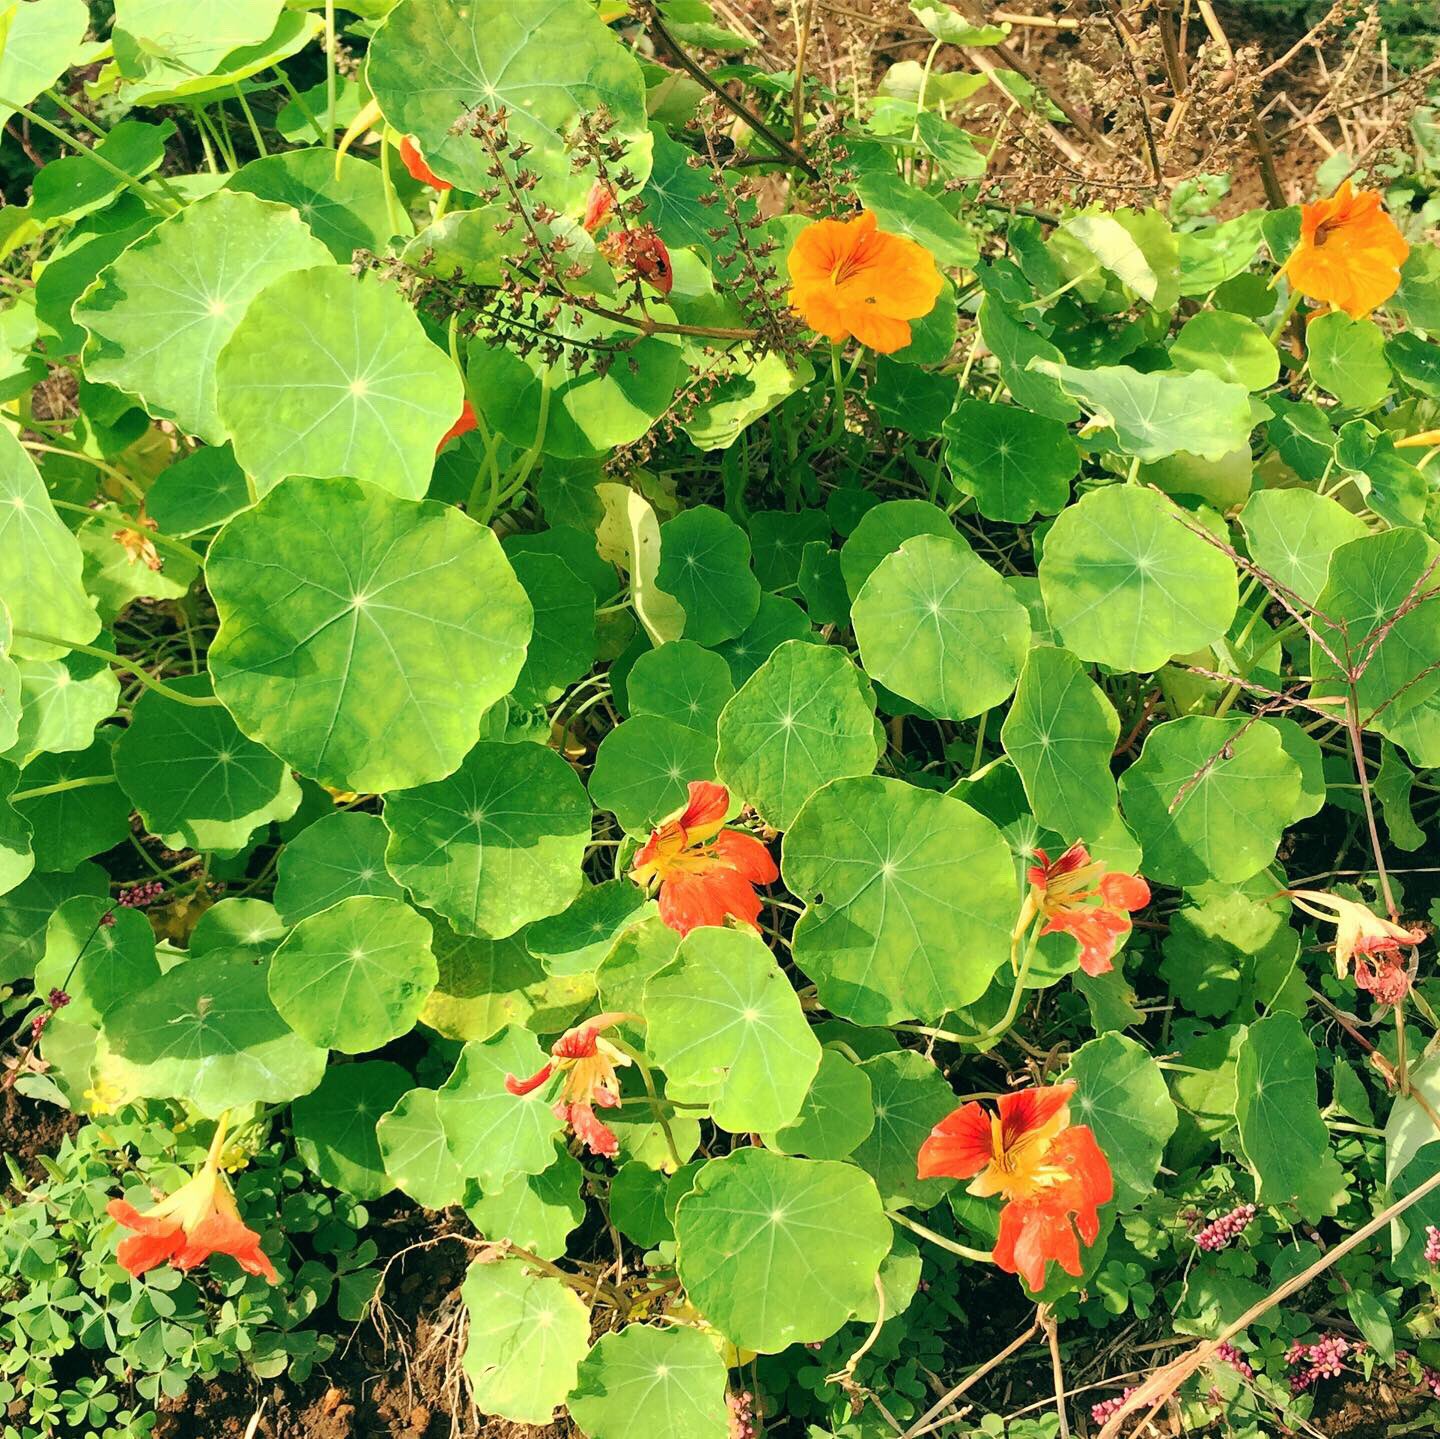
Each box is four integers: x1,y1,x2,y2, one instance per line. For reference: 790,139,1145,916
227,148,412,263
1238,488,1367,607
0,761,34,896
0,0,89,133
4,648,119,762
99,951,327,1116
644,927,821,1133
113,0,285,77
1170,311,1280,391
1119,715,1301,887
216,265,463,497
508,551,596,706
36,896,158,1027
526,881,650,978
292,1059,411,1199
273,811,405,925
674,1149,891,1352
269,896,436,1053
464,1140,584,1260
853,533,1030,720
1039,485,1239,673
589,714,716,836
655,507,761,647
383,741,589,939
839,498,952,601
207,476,531,794
459,1257,591,1426
610,1161,673,1245
943,400,1079,523
1064,1033,1177,1211
1000,645,1120,841
570,1326,729,1439
1307,311,1391,410
145,443,251,539
77,511,199,618
367,0,652,210
849,1050,957,1210
782,776,1017,1025
436,1025,563,1189
0,864,106,984
716,640,878,830
376,1087,466,1210
760,1048,874,1160
115,675,300,853
74,190,329,445
713,594,814,684
16,733,129,873
189,897,286,957
627,640,734,733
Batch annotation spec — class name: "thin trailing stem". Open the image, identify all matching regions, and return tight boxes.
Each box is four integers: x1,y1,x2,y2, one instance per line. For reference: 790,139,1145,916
10,631,222,708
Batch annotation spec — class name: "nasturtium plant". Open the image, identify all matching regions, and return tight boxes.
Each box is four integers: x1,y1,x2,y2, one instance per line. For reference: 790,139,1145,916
5,5,1440,1435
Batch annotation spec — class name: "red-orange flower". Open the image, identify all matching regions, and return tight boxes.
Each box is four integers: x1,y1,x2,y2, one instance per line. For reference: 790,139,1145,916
505,1012,636,1157
399,134,451,192
1285,889,1425,987
583,181,617,234
107,1117,277,1283
1280,179,1409,319
597,224,673,295
437,399,477,452
918,1082,1112,1292
1016,842,1148,977
787,209,944,353
631,781,777,936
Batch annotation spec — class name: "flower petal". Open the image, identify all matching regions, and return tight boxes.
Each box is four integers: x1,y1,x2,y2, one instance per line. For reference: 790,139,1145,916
917,1101,994,1181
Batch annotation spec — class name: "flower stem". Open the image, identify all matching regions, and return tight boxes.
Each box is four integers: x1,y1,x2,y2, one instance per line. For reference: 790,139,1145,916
10,631,223,708
887,1209,994,1264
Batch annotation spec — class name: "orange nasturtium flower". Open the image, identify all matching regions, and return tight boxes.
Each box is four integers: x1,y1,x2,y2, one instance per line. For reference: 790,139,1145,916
506,1013,636,1157
1286,889,1425,1002
787,209,944,354
398,134,451,192
107,1116,278,1283
1016,842,1150,977
1280,179,1409,319
437,399,477,453
631,781,778,936
918,1082,1113,1292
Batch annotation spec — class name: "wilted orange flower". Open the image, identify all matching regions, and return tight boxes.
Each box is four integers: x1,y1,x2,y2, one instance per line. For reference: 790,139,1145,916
505,1012,636,1157
1016,842,1149,977
787,209,943,353
1280,179,1409,319
437,399,477,453
113,516,162,573
583,180,616,234
598,224,673,295
398,134,450,192
918,1082,1112,1291
631,781,777,936
108,1116,277,1283
1286,889,1425,993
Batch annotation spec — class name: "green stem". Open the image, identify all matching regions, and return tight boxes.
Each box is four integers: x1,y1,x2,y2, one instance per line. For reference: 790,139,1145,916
10,631,222,708
51,500,205,567
888,1210,994,1264
11,773,118,803
379,135,401,235
606,1034,681,1171
910,39,944,141
232,85,268,157
276,72,327,144
1268,286,1302,343
325,0,338,146
20,440,147,503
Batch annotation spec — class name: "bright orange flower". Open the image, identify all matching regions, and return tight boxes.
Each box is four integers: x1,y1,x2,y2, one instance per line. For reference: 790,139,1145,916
437,399,477,453
1016,842,1149,977
631,781,778,936
918,1082,1112,1292
787,209,943,354
1285,889,1425,985
505,1012,636,1157
398,134,451,192
1280,179,1409,319
108,1117,277,1283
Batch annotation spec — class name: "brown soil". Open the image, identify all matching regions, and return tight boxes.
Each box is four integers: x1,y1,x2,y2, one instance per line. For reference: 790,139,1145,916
0,1085,81,1192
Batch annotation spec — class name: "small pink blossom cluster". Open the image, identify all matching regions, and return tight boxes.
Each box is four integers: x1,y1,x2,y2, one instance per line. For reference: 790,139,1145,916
1091,1387,1137,1424
1286,1334,1354,1393
1422,1365,1440,1399
727,1390,758,1439
1424,1225,1440,1265
29,987,70,1039
1194,1203,1257,1251
1214,1341,1254,1380
118,880,166,908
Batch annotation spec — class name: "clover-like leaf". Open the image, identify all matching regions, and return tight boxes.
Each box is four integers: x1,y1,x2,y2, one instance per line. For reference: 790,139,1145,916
383,741,589,940
644,927,821,1133
782,776,1017,1024
569,1326,729,1439
674,1149,892,1353
75,190,329,444
206,477,531,794
216,266,463,497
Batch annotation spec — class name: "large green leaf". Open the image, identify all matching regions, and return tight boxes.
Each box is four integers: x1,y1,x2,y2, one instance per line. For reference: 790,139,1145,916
459,1258,591,1426
216,265,463,497
569,1326,729,1439
589,715,716,836
383,741,589,939
628,640,734,734
943,400,1079,523
464,1140,585,1259
0,0,88,132
1119,715,1300,887
853,533,1030,720
98,952,327,1117
838,498,953,601
4,647,118,762
849,1050,957,1210
0,865,106,985
1038,486,1238,673
1307,311,1391,410
206,477,531,794
782,776,1017,1024
643,927,821,1133
74,190,329,445
1238,488,1368,607
273,811,405,925
1234,1014,1347,1223
291,1059,411,1200
268,896,437,1053
1001,645,1119,840
674,1149,891,1352
656,506,761,646
526,881,650,978
367,0,652,210
716,640,877,830
112,0,284,78
376,1087,466,1209
761,1049,875,1161
16,733,129,873
36,896,158,1027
